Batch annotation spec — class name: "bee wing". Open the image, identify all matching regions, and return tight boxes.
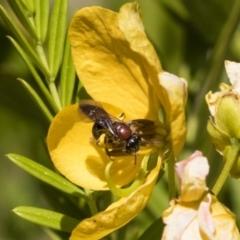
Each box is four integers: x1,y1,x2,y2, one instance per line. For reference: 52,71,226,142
78,100,116,135
128,119,156,137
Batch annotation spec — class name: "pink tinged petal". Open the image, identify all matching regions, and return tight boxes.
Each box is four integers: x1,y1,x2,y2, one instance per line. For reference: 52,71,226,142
225,60,240,93
175,151,203,186
162,195,215,240
158,72,187,157
70,157,162,240
175,151,209,202
198,194,215,239
162,200,200,240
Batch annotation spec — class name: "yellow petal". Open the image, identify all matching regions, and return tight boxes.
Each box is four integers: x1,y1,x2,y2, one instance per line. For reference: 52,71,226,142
206,90,222,117
69,4,160,121
70,156,162,240
117,2,163,121
158,72,188,157
47,103,143,190
207,117,231,155
118,3,162,74
211,195,240,239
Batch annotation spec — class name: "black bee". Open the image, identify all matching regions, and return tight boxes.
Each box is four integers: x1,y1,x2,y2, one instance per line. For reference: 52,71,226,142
79,100,161,165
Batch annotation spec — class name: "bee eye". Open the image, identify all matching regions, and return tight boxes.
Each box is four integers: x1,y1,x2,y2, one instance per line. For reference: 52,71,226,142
114,123,132,140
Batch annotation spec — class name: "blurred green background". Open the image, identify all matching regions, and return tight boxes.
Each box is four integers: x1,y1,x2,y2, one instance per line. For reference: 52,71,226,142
1,0,240,239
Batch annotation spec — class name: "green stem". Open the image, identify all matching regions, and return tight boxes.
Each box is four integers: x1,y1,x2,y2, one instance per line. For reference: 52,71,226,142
35,42,49,70
84,189,98,216
212,142,239,196
105,155,149,197
35,43,62,110
48,81,62,110
168,153,176,200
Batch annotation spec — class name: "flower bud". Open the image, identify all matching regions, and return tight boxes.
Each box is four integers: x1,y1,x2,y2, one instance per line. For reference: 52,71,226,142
206,60,240,178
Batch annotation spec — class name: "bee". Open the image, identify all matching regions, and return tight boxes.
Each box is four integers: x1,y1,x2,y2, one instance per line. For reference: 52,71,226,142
79,100,162,165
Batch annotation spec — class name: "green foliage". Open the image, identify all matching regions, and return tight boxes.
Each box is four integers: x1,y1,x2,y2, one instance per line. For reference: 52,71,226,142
13,206,79,232
7,153,86,198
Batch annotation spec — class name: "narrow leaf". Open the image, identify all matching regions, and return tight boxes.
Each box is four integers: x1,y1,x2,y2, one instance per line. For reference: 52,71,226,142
34,0,49,42
7,153,86,198
20,0,35,15
60,37,76,107
0,5,49,76
18,79,53,122
48,0,69,78
7,36,59,113
13,206,79,233
41,183,87,220
7,0,38,39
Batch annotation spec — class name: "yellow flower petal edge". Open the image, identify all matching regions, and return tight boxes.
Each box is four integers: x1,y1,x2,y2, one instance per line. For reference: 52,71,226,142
211,195,240,239
69,4,160,121
70,156,162,240
119,3,187,155
158,72,188,157
118,2,163,118
118,3,162,74
47,103,144,190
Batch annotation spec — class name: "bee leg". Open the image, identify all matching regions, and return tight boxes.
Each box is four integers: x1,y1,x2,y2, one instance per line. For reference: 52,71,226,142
105,147,114,161
104,134,115,161
117,112,125,121
95,134,106,148
134,152,137,167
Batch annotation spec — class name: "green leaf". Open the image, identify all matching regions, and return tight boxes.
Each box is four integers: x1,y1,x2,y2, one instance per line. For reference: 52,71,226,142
48,0,69,78
60,37,76,107
41,183,87,221
19,0,35,14
13,206,79,233
34,0,49,42
7,36,59,113
7,0,38,40
18,79,53,122
138,218,164,240
0,5,50,76
7,153,86,198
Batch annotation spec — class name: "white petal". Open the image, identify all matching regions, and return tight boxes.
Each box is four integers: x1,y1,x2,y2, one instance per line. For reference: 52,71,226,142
225,60,240,93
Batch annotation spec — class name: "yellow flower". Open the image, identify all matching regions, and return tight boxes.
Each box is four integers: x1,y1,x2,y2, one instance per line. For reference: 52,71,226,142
47,2,187,239
48,2,187,191
162,151,240,240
